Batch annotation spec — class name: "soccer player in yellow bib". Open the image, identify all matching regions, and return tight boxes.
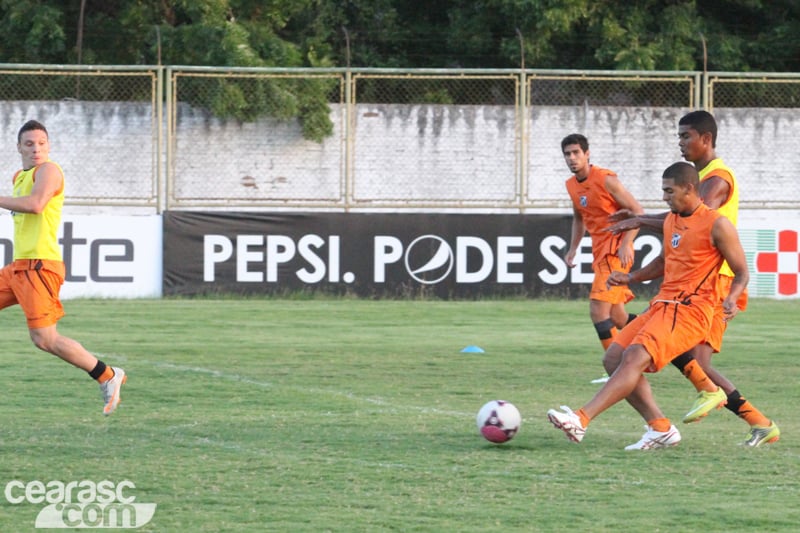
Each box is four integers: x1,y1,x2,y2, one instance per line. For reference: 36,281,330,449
0,120,126,415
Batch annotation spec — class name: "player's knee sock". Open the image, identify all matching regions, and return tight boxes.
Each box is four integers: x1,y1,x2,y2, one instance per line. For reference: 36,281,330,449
88,360,114,383
675,356,716,393
594,319,618,350
725,390,771,427
647,417,671,432
671,351,693,372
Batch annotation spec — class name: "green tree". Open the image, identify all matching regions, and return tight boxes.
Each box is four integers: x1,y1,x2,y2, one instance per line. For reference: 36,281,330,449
0,0,66,62
88,0,337,141
2,1,798,71
1,1,798,140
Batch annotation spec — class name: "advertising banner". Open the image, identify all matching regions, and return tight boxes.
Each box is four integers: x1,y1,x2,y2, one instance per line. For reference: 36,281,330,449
0,214,162,299
163,212,663,299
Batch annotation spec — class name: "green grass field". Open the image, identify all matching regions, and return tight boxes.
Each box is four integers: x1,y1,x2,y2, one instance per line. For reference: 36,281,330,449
0,297,797,532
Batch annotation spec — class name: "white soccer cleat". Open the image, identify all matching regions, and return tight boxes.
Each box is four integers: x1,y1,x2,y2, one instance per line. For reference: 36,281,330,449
625,424,681,450
547,405,586,443
100,367,127,416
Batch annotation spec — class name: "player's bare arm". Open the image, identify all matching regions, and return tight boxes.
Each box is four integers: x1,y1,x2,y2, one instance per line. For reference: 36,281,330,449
565,207,586,268
606,211,668,235
711,216,750,321
0,161,61,214
606,208,634,223
605,175,644,267
607,252,665,287
698,175,731,209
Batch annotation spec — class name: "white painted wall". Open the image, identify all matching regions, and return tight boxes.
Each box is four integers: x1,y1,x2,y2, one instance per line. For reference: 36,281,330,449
0,101,796,208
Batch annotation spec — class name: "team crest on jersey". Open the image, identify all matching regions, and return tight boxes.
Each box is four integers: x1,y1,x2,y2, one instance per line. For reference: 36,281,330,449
671,233,682,248
579,195,588,207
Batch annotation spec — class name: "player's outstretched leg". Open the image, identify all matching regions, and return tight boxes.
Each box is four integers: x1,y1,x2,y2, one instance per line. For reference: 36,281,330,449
546,406,586,443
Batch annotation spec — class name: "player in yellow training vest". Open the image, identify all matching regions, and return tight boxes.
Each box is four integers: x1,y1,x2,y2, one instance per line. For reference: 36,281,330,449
0,120,126,415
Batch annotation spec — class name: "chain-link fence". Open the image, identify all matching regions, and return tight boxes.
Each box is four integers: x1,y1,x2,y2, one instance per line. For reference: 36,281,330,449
168,67,345,208
0,65,797,211
167,67,800,210
0,65,161,207
524,72,700,207
706,72,800,208
349,71,521,207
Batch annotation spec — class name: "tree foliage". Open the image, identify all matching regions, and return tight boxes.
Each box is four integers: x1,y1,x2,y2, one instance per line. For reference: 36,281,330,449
0,1,797,139
2,0,796,71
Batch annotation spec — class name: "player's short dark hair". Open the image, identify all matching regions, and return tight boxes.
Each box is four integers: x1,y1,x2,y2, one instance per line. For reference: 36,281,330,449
663,161,699,188
18,120,48,143
679,110,717,147
561,133,589,153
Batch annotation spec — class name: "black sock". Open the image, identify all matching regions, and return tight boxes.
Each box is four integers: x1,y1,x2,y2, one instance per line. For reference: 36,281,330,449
88,361,108,381
593,319,614,340
671,352,693,372
725,390,745,414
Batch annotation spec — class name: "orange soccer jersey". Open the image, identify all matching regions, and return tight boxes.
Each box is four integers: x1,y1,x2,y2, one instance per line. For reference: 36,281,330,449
566,165,634,304
615,203,724,371
565,165,628,263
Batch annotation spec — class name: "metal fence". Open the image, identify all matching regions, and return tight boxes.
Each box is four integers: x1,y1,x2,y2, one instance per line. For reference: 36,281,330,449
0,64,798,211
0,64,162,207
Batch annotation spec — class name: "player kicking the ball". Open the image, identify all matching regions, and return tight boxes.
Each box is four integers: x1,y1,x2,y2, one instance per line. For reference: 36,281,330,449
547,161,747,448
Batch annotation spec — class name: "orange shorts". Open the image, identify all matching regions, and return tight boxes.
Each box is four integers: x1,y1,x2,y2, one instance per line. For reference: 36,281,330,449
704,275,748,353
614,298,713,372
590,254,634,304
0,259,65,329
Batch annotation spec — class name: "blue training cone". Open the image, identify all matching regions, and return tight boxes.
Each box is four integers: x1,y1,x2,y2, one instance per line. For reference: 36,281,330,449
461,345,485,353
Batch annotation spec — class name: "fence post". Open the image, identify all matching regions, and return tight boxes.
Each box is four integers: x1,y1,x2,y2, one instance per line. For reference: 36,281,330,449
156,66,165,214
518,70,528,212
516,29,528,212
344,68,354,211
165,66,174,210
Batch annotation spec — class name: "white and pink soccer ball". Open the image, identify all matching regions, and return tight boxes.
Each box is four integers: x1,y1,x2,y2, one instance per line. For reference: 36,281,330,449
476,400,521,443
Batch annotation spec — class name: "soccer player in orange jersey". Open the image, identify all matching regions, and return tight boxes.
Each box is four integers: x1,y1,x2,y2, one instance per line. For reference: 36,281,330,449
547,162,748,448
0,120,126,415
607,111,779,447
562,134,644,384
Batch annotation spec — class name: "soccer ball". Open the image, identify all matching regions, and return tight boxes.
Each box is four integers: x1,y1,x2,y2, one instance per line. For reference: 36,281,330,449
476,400,521,443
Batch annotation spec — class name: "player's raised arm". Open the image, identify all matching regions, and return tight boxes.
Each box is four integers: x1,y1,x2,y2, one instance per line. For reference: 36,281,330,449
0,161,62,214
605,210,668,235
698,174,731,209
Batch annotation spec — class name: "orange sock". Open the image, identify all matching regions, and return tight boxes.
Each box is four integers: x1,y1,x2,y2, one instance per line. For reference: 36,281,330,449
647,417,672,432
726,392,771,427
576,408,591,428
97,366,115,383
733,400,771,427
681,359,716,393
